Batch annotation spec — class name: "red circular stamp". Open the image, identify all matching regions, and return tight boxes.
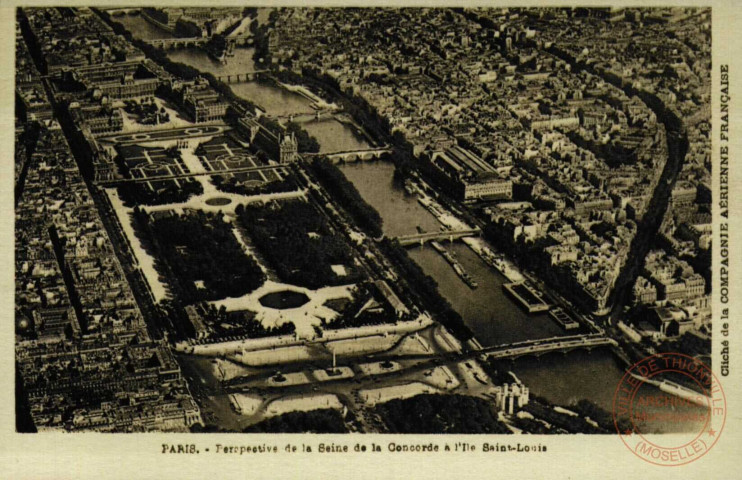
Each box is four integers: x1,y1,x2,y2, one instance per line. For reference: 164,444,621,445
612,352,725,466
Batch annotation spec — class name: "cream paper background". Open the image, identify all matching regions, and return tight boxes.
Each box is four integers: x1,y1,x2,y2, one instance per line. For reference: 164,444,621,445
0,1,739,478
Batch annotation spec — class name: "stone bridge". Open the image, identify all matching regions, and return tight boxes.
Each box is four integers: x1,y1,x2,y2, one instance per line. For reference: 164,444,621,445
146,37,209,49
216,71,269,84
481,335,617,360
276,111,337,123
145,33,252,50
395,228,481,247
306,146,392,164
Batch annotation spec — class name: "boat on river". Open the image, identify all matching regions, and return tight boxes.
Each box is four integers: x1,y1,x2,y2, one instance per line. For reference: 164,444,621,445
549,306,579,330
432,241,478,289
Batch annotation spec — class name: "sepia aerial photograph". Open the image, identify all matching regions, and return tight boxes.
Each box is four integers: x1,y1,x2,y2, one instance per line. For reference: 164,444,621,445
15,6,712,435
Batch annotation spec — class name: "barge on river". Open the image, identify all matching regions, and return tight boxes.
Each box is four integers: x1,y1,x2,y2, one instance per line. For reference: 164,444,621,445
549,306,579,330
503,282,549,313
431,241,478,289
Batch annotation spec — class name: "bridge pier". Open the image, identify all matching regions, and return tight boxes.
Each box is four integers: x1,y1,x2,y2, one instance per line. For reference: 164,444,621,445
210,73,261,84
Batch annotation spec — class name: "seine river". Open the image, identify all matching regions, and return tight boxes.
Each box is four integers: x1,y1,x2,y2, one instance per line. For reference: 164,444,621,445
338,162,627,404
118,11,706,430
114,12,173,39
337,162,707,433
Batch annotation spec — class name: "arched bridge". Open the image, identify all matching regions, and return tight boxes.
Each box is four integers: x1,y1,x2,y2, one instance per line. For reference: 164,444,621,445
146,37,209,49
216,71,269,84
306,146,392,163
276,111,337,123
480,334,617,360
395,228,481,246
145,33,253,50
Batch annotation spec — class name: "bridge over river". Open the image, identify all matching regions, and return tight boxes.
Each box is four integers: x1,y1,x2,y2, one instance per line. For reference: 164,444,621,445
145,33,253,50
394,228,481,246
479,334,617,360
305,146,393,163
215,71,270,84
221,332,618,392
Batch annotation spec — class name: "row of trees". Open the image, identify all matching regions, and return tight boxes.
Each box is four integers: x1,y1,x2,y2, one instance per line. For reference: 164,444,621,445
117,179,202,207
244,409,348,433
377,394,511,434
521,400,612,434
236,200,363,290
378,238,473,341
309,157,384,238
